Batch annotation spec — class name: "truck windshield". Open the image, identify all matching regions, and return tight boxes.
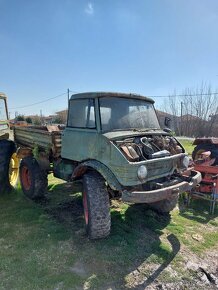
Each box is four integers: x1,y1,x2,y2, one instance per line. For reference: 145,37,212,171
0,99,8,130
0,99,7,121
99,97,160,132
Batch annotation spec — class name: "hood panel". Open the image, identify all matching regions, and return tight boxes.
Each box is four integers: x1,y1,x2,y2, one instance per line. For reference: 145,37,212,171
103,130,168,140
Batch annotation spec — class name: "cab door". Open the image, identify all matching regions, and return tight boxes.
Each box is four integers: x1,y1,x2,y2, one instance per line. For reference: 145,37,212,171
61,98,99,161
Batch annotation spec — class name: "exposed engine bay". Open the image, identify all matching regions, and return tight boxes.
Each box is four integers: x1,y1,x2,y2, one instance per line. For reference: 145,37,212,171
116,135,184,162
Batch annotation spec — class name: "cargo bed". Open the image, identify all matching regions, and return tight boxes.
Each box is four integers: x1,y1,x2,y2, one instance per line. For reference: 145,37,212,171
14,125,63,158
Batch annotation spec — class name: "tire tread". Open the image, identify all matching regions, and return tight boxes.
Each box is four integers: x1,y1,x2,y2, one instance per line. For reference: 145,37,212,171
0,140,16,194
20,156,48,199
83,172,111,239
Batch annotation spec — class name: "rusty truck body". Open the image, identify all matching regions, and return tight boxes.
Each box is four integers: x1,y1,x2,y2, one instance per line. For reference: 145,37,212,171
14,92,201,239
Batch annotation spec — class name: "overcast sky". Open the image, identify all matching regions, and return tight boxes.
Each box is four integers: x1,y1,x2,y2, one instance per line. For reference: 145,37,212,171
1,0,218,117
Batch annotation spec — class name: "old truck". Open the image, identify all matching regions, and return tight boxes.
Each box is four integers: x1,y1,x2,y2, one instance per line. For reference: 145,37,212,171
14,92,201,239
0,93,19,194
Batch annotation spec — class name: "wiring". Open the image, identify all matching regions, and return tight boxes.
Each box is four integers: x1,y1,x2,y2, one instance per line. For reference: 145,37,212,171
9,90,218,110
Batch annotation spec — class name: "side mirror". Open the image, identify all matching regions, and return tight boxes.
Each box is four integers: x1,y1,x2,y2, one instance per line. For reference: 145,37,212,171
164,116,171,128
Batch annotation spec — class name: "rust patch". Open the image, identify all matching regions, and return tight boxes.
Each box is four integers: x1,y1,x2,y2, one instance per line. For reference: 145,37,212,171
17,147,33,159
72,166,88,178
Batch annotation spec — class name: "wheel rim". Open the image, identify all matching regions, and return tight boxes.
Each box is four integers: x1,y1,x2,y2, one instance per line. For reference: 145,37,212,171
83,192,89,225
21,165,31,190
9,153,19,187
194,149,207,161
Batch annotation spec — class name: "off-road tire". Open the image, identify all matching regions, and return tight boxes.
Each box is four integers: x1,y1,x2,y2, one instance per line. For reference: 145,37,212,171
82,172,111,239
20,156,48,200
0,140,16,194
192,143,218,165
149,194,179,213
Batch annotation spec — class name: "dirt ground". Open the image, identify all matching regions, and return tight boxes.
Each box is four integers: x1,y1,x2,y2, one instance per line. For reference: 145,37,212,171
126,248,218,290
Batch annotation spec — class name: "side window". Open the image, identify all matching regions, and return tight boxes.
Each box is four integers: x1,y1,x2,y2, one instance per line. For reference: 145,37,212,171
68,99,96,128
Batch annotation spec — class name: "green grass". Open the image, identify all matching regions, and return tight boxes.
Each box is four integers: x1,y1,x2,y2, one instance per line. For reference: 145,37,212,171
179,138,195,156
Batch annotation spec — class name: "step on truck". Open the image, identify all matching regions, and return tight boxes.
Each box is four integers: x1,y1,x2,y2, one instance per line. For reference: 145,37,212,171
14,92,201,239
0,93,19,194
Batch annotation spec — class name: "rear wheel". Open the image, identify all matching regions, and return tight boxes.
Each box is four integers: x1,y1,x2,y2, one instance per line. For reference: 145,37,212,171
20,156,48,199
149,194,179,213
0,140,19,194
82,172,111,239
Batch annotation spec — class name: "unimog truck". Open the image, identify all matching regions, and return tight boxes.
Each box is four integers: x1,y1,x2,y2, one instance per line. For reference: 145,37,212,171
0,93,19,194
14,92,201,239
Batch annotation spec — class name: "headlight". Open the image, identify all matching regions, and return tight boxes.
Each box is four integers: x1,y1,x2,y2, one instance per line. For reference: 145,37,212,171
182,156,190,169
137,165,148,181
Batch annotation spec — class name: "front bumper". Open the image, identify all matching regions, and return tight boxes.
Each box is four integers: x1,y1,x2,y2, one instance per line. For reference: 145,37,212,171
122,170,201,203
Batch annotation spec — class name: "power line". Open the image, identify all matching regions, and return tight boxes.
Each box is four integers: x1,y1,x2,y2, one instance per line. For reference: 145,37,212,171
8,90,218,110
9,92,68,110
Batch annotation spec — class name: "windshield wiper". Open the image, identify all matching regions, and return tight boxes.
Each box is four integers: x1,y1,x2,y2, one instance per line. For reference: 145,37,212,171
105,128,161,133
109,128,134,132
132,128,160,132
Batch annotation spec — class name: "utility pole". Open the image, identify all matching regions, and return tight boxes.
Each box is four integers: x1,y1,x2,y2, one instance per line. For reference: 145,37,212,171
40,109,43,125
180,101,183,136
67,88,70,101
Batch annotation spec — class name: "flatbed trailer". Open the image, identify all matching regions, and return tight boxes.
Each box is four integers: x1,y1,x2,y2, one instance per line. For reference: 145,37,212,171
14,125,63,160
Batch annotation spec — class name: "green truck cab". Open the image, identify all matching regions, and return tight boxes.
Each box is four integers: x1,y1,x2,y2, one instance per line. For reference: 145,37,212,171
15,92,201,239
0,93,19,194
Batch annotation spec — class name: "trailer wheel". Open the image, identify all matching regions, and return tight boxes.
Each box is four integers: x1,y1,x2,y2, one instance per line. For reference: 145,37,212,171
0,140,19,194
149,194,179,213
192,143,218,165
20,156,48,199
82,172,111,239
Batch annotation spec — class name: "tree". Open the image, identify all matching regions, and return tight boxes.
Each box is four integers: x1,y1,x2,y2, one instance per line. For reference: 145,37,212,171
53,115,63,124
166,83,218,137
25,117,32,124
33,116,41,125
16,115,25,121
27,115,42,125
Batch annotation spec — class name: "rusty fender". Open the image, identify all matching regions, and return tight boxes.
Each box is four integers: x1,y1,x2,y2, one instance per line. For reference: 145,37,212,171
122,170,202,203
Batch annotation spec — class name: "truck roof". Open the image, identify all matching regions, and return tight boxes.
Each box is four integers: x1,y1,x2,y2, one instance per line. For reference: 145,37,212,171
70,92,154,103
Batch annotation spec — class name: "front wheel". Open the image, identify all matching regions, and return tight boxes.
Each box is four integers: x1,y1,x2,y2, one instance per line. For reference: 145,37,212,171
20,156,48,199
149,194,179,213
82,172,111,239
